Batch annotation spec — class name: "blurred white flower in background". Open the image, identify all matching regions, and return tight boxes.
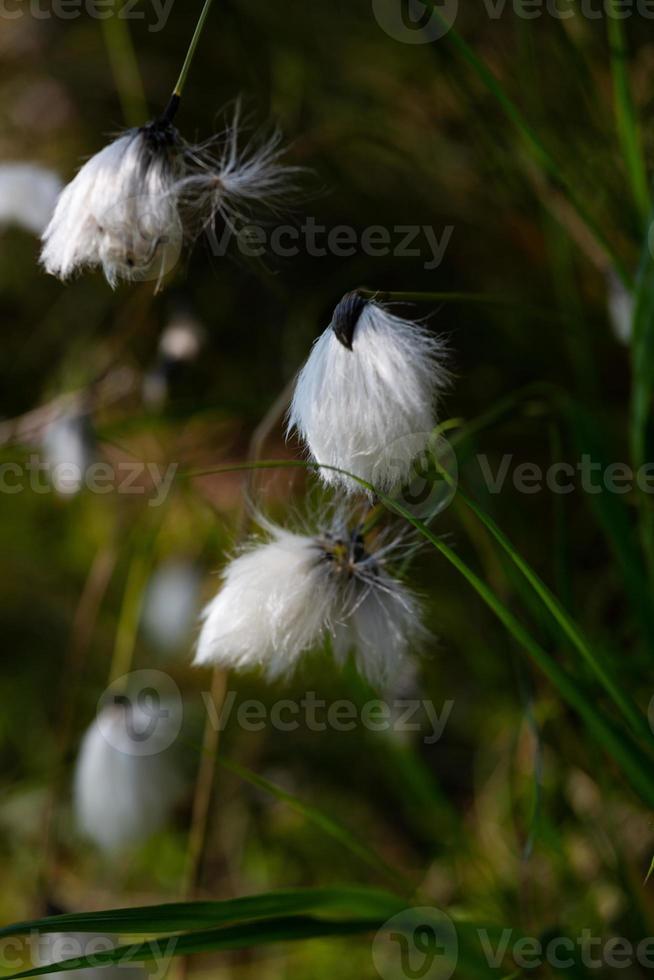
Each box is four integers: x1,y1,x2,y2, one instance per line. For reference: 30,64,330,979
606,267,634,345
141,559,201,655
288,293,449,495
74,698,184,853
195,512,424,685
42,411,95,497
143,308,206,410
0,163,62,235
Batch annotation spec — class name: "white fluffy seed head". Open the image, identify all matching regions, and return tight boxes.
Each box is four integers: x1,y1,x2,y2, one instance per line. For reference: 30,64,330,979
41,127,183,288
287,299,449,495
0,163,63,235
73,701,183,853
195,515,424,685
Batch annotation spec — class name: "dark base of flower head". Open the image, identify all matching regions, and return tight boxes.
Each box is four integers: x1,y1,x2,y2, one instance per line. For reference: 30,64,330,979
320,528,370,575
140,95,182,164
331,291,370,350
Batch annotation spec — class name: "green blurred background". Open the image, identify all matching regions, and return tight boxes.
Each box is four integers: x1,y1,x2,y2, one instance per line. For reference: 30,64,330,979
1,2,654,977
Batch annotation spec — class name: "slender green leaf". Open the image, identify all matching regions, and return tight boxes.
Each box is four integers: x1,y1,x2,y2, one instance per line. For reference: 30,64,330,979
217,757,413,891
0,888,405,940
606,5,649,224
0,916,387,980
455,485,651,745
421,1,630,285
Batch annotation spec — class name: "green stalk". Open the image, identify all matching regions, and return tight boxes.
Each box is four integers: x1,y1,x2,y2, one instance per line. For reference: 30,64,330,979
173,0,216,98
421,2,631,287
101,1,148,127
455,486,651,745
606,3,650,226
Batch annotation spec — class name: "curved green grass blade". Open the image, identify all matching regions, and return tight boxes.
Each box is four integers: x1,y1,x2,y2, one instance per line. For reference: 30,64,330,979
454,486,651,745
0,887,406,940
606,3,649,224
0,916,387,980
377,496,654,808
420,1,630,285
218,757,413,892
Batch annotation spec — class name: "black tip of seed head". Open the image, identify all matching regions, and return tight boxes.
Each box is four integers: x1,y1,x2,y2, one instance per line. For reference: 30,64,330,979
140,94,181,157
331,291,369,351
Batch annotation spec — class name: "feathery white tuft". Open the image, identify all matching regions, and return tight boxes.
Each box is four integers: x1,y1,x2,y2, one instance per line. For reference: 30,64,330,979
173,105,303,233
195,524,338,678
195,515,424,685
41,128,183,288
73,701,183,853
0,163,63,235
288,298,449,495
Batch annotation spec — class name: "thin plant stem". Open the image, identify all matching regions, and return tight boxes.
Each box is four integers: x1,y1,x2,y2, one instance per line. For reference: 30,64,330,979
181,667,228,897
181,376,293,906
173,0,216,98
101,1,148,127
356,289,570,321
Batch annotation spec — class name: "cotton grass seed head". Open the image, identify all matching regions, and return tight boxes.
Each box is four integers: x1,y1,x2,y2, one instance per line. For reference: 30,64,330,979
195,512,425,686
287,293,450,496
41,100,302,289
41,108,184,289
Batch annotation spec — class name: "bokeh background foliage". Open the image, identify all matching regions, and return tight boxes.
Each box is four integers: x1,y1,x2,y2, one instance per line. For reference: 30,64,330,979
2,1,654,977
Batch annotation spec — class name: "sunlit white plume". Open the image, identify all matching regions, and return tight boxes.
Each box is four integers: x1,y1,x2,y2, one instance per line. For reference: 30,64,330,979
288,293,449,495
606,267,634,345
74,699,183,853
0,163,62,234
41,106,184,288
172,103,303,233
41,132,181,287
195,513,424,685
34,932,146,980
42,410,94,496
